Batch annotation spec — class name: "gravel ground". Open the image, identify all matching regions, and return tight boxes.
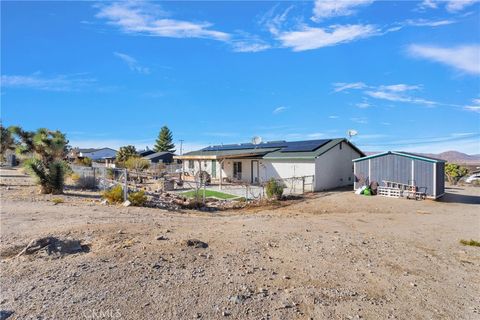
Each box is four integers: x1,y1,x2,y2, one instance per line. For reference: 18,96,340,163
0,168,479,319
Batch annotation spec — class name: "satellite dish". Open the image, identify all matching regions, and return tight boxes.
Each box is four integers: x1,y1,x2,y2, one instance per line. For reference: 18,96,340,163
347,129,358,139
252,136,263,145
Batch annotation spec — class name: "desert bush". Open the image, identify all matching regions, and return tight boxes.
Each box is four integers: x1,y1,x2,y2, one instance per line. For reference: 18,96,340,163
74,157,92,167
460,239,480,247
70,173,80,183
445,163,468,185
265,178,284,200
102,185,124,204
51,198,64,205
106,168,115,180
128,190,147,206
125,156,150,171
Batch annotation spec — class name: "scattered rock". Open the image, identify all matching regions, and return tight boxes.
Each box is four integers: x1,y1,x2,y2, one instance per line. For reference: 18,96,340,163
156,235,168,241
122,200,131,207
184,239,208,249
0,310,14,320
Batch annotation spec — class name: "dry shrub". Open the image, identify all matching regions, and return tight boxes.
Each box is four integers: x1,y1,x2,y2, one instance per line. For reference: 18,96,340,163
102,185,124,204
128,190,147,206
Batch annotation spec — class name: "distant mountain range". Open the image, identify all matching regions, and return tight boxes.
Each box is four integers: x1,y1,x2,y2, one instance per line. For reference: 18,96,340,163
364,151,480,164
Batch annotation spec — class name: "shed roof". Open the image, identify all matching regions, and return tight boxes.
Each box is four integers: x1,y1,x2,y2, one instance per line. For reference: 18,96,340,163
352,151,446,163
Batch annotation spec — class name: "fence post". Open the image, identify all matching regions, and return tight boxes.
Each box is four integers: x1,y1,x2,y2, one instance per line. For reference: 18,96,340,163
124,168,128,202
93,167,96,189
302,176,305,194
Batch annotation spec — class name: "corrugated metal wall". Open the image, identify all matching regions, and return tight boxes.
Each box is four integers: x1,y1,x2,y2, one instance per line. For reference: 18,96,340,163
413,159,434,196
354,160,369,189
436,162,445,196
354,154,441,197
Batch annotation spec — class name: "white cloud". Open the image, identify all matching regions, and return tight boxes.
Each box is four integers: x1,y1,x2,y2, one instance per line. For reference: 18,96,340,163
464,98,480,113
356,102,371,108
358,133,480,154
312,0,374,21
231,38,271,52
278,24,378,52
350,117,368,124
1,73,96,91
333,82,438,107
96,1,230,41
333,82,367,92
445,0,479,12
404,19,456,27
328,115,339,119
408,44,480,74
113,52,150,74
418,0,438,10
365,90,436,106
273,106,287,114
378,84,421,92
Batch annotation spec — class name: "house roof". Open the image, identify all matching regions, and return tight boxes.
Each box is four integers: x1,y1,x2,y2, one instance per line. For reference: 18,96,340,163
143,151,174,160
262,138,364,160
352,151,446,163
176,138,364,160
78,147,117,153
138,149,155,157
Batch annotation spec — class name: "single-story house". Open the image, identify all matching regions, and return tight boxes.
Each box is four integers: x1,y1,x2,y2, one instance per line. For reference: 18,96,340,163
352,151,445,199
138,149,155,157
72,148,117,161
142,151,175,164
175,138,365,191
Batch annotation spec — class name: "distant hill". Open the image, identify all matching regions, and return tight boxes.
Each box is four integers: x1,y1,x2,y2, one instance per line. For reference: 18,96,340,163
364,151,480,164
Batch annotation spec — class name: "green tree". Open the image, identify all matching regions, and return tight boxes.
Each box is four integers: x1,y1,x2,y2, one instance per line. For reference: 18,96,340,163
12,127,69,194
154,126,175,152
0,123,15,161
445,163,468,185
116,145,137,163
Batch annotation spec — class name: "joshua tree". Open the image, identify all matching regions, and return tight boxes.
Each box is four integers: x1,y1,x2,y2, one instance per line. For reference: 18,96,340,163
0,123,15,161
154,126,175,152
116,145,137,163
445,163,468,185
11,127,69,194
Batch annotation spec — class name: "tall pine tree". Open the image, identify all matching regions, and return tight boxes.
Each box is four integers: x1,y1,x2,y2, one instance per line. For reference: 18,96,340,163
154,126,175,152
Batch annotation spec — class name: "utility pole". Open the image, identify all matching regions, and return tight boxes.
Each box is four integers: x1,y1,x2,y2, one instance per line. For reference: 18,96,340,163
179,139,184,155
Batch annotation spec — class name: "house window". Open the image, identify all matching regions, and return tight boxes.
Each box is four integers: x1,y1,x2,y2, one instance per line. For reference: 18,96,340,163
233,161,242,180
188,160,194,169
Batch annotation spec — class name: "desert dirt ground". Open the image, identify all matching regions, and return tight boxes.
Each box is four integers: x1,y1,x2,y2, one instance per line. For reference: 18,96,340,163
0,168,479,320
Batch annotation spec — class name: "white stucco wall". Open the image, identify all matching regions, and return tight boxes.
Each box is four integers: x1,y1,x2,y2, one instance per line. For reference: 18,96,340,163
259,160,315,182
314,141,362,191
81,149,117,161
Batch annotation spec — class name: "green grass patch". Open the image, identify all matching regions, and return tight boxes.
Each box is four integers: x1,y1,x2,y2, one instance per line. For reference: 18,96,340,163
182,190,238,200
460,239,480,247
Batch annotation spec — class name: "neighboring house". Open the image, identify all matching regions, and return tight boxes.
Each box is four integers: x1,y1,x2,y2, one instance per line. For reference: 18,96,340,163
73,148,117,161
142,151,175,164
353,151,445,199
138,149,155,157
175,138,365,191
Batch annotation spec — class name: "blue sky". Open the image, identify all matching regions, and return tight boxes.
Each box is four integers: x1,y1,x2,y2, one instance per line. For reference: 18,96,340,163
1,0,479,154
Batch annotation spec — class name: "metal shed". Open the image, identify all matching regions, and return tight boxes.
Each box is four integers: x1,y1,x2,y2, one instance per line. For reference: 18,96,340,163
353,151,445,199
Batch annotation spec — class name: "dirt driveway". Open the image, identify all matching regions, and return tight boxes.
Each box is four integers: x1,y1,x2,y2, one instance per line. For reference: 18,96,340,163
0,168,479,319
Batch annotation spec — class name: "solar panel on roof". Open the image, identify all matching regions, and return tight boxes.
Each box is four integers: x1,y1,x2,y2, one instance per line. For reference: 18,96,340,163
281,139,330,152
202,141,288,151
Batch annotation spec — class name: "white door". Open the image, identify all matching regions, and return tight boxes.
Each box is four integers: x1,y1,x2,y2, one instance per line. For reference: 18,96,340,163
251,160,259,184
